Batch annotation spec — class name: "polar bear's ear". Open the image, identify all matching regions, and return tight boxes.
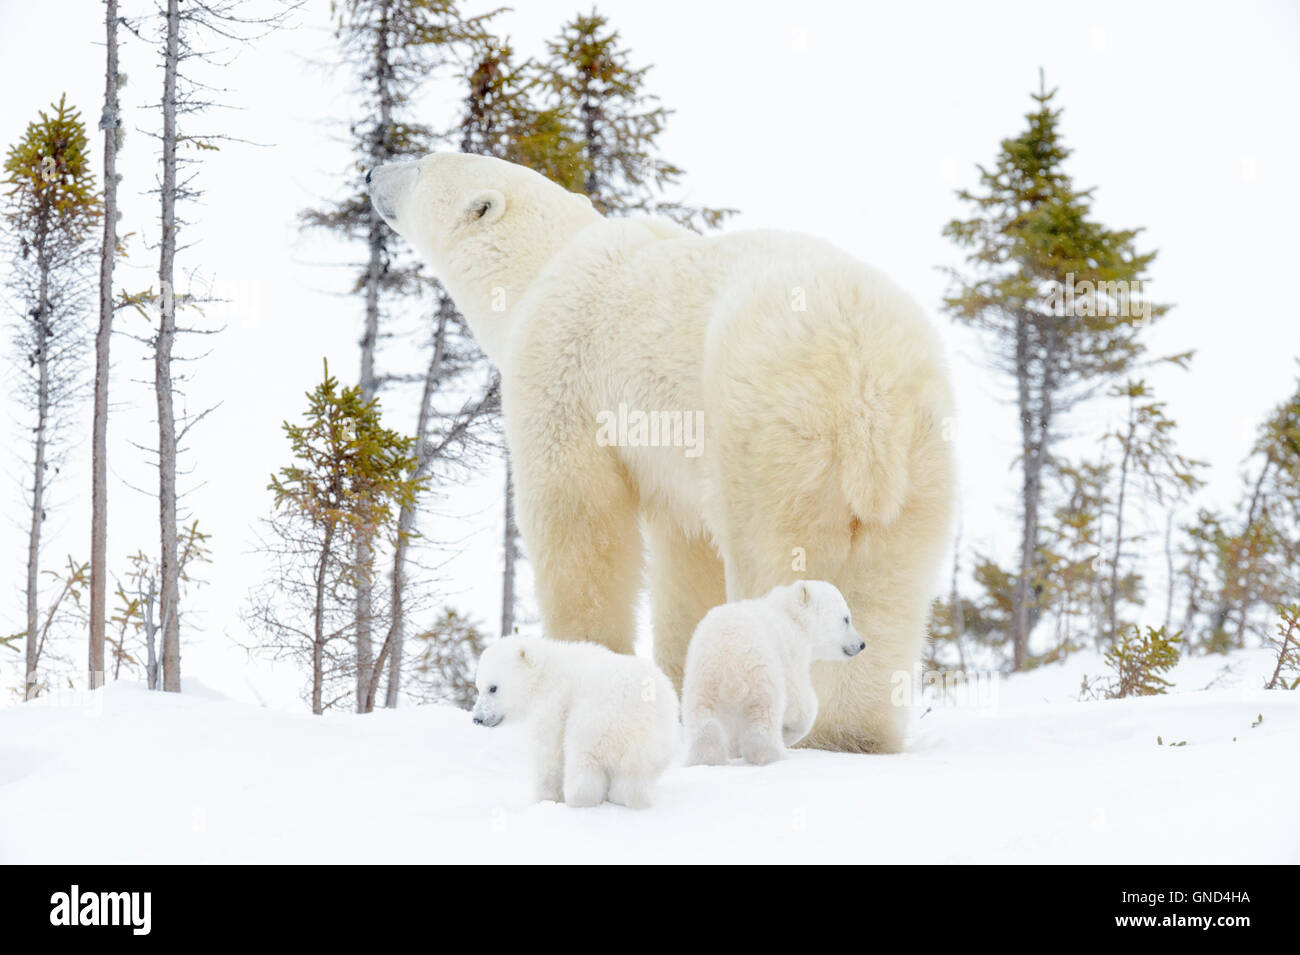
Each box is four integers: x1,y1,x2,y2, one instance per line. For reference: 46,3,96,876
796,582,810,607
463,189,505,226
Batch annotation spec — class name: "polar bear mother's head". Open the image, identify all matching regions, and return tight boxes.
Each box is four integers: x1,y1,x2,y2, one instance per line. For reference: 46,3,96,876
366,153,598,362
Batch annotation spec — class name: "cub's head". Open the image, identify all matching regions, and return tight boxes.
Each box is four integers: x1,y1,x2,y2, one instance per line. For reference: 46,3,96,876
786,580,866,661
471,637,544,728
366,153,597,361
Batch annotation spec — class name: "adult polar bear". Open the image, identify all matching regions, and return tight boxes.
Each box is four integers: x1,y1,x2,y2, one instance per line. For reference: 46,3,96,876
368,153,955,753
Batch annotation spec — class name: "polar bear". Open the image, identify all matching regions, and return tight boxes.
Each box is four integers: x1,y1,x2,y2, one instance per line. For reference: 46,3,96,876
683,580,866,766
369,153,955,754
471,636,679,808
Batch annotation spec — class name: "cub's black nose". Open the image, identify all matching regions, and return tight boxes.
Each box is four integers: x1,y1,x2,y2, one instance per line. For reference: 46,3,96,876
472,716,483,725
365,169,372,185
858,641,866,651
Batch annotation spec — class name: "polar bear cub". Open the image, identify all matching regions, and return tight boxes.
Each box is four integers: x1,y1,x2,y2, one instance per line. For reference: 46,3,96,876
471,636,679,809
683,581,865,766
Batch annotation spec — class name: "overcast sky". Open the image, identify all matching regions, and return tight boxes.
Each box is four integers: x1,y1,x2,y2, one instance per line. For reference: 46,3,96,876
1,0,1297,707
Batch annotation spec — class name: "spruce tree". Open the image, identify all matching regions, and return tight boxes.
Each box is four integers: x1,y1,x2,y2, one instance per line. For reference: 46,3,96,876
3,95,100,698
1101,378,1204,643
943,73,1167,668
1203,372,1300,648
252,362,425,714
540,10,731,228
302,0,489,710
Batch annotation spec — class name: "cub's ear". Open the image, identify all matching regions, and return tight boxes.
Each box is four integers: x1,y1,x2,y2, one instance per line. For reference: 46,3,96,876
463,189,505,225
796,582,810,607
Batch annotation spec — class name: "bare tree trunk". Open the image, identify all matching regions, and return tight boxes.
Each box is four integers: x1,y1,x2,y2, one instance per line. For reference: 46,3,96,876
89,0,120,692
379,512,411,710
1107,406,1136,643
501,457,518,638
24,233,51,701
312,525,334,716
1209,459,1272,647
157,0,182,693
1012,316,1056,670
949,512,964,670
1162,510,1175,633
143,581,159,690
1011,317,1035,670
354,535,373,712
355,2,395,709
383,534,405,709
367,303,449,713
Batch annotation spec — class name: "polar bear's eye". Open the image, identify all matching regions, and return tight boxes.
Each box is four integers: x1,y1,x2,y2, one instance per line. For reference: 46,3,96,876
489,685,498,694
843,616,850,626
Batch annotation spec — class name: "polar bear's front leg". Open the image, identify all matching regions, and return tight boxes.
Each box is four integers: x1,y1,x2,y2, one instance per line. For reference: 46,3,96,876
647,515,726,690
531,711,566,803
512,443,643,655
563,757,609,809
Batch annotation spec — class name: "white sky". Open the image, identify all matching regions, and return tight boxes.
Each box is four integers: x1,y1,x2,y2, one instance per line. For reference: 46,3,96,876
1,0,1297,707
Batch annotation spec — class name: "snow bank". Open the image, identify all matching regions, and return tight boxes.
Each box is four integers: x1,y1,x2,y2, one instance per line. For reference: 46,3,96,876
1,648,1296,863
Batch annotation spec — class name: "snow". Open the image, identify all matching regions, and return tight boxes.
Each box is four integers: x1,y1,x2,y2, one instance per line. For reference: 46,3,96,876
2,648,1296,864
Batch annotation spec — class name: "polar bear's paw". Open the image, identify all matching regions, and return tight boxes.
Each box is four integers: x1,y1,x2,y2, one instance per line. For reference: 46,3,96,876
608,774,654,810
563,766,609,808
740,727,784,766
686,719,730,766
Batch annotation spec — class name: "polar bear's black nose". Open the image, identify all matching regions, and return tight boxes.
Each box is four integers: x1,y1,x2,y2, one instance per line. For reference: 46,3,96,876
858,640,866,652
472,716,483,725
365,169,372,185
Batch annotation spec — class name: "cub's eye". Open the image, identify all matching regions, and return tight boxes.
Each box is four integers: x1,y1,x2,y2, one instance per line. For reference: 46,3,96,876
843,616,851,625
489,685,498,694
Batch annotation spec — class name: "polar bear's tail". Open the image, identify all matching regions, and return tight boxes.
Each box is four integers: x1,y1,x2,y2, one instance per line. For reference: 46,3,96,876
838,388,914,528
837,370,951,530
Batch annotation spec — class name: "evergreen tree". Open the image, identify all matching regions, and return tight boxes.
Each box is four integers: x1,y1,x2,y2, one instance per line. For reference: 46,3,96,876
3,95,100,699
1101,378,1205,642
943,73,1167,668
1176,509,1224,651
407,606,490,708
1203,372,1300,648
1083,625,1181,699
540,9,731,228
248,362,425,714
1265,604,1300,691
302,0,490,709
1040,461,1108,657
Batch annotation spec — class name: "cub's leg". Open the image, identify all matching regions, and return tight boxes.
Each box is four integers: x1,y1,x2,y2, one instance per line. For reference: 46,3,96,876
607,774,654,810
563,757,609,809
782,678,819,747
685,715,730,766
531,710,566,803
739,686,785,766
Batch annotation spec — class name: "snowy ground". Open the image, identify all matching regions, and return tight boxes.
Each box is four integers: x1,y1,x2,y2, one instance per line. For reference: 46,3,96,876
2,647,1296,864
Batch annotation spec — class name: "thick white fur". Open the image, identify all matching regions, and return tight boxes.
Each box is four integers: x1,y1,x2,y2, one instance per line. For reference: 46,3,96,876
471,637,679,809
371,153,956,754
683,580,866,765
